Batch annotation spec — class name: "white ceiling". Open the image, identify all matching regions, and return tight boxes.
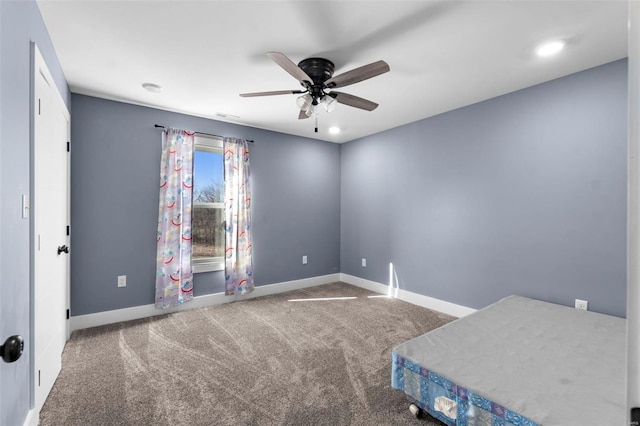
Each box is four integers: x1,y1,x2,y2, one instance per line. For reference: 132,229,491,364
37,0,628,143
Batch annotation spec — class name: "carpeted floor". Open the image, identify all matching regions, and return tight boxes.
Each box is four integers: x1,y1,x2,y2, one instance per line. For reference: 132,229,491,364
40,282,453,426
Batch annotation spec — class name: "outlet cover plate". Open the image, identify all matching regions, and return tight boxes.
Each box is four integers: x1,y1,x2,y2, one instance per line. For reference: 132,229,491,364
117,275,127,288
575,299,588,311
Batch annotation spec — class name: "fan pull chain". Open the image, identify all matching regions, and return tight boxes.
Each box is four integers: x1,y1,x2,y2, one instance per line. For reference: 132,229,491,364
314,112,318,133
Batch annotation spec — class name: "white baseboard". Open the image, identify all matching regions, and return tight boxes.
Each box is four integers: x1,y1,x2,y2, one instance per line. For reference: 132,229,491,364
339,273,476,318
69,273,474,331
339,273,390,294
23,408,38,426
70,273,341,332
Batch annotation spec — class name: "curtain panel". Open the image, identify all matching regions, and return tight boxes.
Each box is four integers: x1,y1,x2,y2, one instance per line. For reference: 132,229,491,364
155,128,195,308
224,138,254,296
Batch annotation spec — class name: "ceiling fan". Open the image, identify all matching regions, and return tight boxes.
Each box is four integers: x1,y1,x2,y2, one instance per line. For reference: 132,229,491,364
240,52,390,132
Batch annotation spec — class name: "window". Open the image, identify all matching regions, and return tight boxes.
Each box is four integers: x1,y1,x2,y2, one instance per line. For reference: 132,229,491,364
192,135,224,273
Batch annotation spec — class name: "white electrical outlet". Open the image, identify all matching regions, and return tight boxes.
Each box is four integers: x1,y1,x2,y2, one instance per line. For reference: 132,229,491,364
302,255,307,265
575,299,588,311
117,275,127,288
362,258,366,267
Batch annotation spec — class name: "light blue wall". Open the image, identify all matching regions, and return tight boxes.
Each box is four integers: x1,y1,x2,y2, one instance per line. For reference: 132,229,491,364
58,60,635,319
0,1,70,425
341,59,628,317
70,95,341,316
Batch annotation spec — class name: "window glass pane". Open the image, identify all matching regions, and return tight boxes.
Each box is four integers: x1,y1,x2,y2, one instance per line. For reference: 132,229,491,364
193,148,224,261
192,207,225,258
194,150,223,203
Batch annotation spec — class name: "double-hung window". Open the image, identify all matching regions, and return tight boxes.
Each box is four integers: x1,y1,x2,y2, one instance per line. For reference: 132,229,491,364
192,135,224,273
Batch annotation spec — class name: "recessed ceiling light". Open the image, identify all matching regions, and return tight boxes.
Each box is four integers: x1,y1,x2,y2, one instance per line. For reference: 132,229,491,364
536,40,565,57
142,82,163,93
328,126,341,135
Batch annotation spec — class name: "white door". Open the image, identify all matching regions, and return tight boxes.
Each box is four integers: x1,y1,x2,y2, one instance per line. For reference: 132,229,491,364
33,45,70,413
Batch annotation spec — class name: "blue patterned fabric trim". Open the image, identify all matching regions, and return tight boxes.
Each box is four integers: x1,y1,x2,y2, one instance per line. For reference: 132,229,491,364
391,353,539,426
429,371,457,394
391,353,404,390
468,389,492,411
457,386,469,401
404,357,422,374
505,409,538,426
492,402,506,418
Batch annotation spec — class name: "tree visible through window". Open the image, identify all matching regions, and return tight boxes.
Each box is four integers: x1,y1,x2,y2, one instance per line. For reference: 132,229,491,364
192,135,224,272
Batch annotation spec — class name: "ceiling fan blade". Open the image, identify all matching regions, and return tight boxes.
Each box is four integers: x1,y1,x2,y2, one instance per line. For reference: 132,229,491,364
267,52,313,85
240,90,304,97
298,110,310,120
325,60,390,89
331,91,379,111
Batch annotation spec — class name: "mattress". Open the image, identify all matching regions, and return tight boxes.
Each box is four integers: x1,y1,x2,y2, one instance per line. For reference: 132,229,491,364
391,295,626,425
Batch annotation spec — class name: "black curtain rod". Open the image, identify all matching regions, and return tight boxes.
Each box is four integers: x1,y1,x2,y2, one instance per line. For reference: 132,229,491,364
154,124,254,143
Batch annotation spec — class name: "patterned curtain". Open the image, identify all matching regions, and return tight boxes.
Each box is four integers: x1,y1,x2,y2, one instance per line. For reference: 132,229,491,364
155,128,195,308
224,138,254,296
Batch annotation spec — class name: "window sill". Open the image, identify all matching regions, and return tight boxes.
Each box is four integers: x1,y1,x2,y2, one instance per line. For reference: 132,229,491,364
193,260,224,274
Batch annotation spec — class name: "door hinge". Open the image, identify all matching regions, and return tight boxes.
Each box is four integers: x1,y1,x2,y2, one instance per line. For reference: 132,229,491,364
66,225,70,236
66,309,70,320
67,141,70,152
38,99,41,115
38,370,41,386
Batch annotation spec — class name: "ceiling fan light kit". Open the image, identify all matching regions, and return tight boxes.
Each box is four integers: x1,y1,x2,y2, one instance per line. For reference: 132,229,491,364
321,96,336,113
240,52,389,133
296,93,312,110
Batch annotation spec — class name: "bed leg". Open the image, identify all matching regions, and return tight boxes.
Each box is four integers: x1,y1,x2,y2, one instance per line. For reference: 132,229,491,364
409,403,421,417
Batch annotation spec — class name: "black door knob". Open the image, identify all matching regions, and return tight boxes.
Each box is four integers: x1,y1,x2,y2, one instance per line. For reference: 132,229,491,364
57,245,69,255
1,335,24,363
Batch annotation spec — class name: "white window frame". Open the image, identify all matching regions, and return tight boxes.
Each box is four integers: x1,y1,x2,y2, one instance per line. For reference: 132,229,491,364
192,134,224,273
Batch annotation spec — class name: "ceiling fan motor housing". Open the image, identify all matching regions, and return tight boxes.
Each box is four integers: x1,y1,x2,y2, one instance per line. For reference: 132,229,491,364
239,52,387,115
298,58,335,100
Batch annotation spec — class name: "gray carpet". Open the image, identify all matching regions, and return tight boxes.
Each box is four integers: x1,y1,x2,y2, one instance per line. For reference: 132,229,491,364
40,282,453,426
